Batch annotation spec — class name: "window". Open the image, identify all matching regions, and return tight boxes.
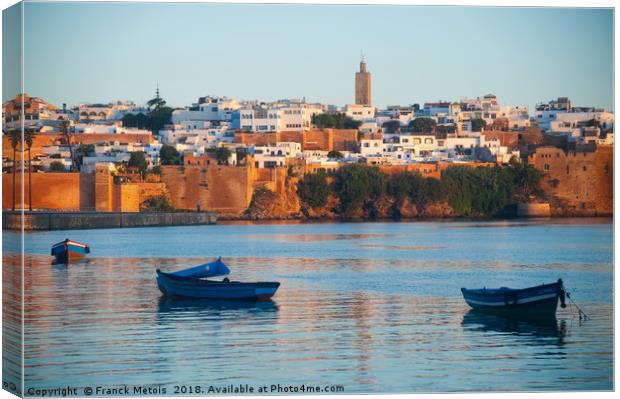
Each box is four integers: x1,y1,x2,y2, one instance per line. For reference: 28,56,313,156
425,138,433,144
544,163,550,170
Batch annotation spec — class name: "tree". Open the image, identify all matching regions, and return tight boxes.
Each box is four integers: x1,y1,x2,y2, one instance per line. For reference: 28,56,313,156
59,121,76,171
135,113,150,130
8,129,21,210
145,86,173,134
471,118,487,132
327,150,344,159
49,161,66,171
333,164,387,216
382,120,401,133
159,145,180,165
149,106,173,135
128,151,148,176
298,170,329,209
312,113,337,128
75,144,95,169
121,113,137,128
146,85,167,111
24,128,37,211
436,124,456,135
121,113,136,127
215,147,231,165
311,112,362,129
408,117,436,133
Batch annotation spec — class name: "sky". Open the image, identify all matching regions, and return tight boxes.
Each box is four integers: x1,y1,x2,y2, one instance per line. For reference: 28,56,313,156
2,2,614,111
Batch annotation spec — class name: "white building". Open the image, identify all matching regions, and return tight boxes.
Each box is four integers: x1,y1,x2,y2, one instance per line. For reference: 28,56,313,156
359,138,384,156
158,122,232,146
78,102,147,121
345,104,375,122
171,96,240,124
251,142,302,168
73,123,152,135
237,102,322,132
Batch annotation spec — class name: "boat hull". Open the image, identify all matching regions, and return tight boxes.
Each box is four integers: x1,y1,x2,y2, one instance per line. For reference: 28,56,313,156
51,240,90,263
156,270,280,301
461,281,565,317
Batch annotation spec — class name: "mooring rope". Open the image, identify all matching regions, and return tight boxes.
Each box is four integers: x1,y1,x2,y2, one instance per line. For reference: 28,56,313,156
566,291,588,320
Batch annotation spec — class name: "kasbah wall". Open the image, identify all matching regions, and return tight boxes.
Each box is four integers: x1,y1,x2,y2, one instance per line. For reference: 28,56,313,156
528,145,612,216
2,172,82,210
160,163,255,216
3,167,151,212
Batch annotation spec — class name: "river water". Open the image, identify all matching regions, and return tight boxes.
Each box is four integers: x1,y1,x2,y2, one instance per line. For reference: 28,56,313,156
2,219,613,394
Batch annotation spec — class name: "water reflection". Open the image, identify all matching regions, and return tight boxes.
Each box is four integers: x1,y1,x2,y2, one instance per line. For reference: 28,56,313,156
247,233,396,243
157,297,279,314
2,219,613,392
462,310,567,345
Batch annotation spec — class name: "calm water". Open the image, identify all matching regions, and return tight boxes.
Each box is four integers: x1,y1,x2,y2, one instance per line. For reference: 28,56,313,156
2,219,614,394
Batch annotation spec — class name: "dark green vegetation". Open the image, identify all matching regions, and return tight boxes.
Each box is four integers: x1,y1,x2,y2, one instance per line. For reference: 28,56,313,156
297,170,329,208
140,195,174,212
471,118,487,132
311,113,362,129
128,151,148,175
327,150,344,159
159,145,181,165
215,147,231,165
298,163,543,219
408,117,436,133
49,161,66,172
122,89,173,134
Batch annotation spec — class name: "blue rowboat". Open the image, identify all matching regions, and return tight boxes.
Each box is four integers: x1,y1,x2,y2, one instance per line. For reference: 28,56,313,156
461,279,567,316
51,239,90,263
156,257,280,301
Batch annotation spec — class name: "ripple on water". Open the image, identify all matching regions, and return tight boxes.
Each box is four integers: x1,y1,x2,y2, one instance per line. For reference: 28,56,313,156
2,220,613,393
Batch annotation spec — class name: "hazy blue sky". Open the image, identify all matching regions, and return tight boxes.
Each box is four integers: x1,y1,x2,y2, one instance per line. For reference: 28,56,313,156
4,2,614,111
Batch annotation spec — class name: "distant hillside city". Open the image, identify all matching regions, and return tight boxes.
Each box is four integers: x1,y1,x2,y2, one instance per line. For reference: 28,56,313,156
1,59,614,219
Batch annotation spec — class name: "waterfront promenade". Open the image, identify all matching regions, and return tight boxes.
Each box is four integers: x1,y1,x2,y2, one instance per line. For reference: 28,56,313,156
2,211,217,230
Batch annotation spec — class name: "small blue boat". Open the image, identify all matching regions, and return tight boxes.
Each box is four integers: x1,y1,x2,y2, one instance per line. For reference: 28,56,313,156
156,257,280,301
461,279,566,316
51,239,90,263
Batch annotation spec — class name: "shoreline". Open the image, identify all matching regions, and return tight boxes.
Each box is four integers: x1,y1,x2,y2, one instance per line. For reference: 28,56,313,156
1,211,217,231
1,210,612,231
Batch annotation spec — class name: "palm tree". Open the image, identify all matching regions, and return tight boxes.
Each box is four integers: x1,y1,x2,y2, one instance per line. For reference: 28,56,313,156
8,129,21,211
24,128,36,211
59,120,76,171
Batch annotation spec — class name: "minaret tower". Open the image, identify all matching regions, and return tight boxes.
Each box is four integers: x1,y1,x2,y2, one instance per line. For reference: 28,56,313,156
355,55,371,106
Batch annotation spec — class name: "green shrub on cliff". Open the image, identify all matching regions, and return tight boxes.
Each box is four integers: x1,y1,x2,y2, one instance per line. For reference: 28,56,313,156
387,172,445,205
333,164,387,216
440,164,540,216
141,195,174,212
298,170,329,209
298,162,543,219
